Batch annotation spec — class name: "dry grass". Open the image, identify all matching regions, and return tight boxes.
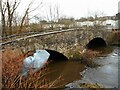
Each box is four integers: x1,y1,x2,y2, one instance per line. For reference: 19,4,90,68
79,83,104,88
1,47,62,88
82,49,100,67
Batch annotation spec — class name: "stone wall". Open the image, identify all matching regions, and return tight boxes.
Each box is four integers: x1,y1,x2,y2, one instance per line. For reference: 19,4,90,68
2,29,118,58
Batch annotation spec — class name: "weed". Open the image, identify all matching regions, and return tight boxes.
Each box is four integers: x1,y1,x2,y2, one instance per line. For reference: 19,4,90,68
2,47,62,88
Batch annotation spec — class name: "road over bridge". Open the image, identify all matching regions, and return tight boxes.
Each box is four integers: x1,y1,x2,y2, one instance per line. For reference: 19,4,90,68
1,28,120,59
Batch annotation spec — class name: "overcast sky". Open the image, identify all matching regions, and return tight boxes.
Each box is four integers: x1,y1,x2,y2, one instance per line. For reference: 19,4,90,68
16,0,119,19
1,0,120,20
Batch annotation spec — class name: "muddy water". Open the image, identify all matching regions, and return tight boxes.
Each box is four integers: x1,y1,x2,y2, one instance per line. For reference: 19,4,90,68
44,60,85,88
42,46,119,88
66,46,119,88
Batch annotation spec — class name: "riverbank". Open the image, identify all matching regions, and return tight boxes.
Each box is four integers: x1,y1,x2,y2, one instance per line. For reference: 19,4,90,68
2,45,118,88
66,46,119,89
1,47,85,88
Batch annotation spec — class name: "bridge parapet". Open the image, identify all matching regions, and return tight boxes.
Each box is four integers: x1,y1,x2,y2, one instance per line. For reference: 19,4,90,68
1,29,119,59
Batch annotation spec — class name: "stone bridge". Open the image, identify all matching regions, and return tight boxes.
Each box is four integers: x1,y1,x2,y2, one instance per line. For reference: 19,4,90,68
1,28,119,59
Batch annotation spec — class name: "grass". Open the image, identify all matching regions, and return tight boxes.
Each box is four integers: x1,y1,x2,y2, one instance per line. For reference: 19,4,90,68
1,47,62,88
82,49,100,67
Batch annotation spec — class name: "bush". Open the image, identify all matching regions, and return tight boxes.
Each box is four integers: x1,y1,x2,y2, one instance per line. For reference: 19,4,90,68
1,47,62,88
82,49,100,67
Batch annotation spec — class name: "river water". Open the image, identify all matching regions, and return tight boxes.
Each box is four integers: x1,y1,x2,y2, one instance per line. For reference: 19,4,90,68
43,46,119,88
44,60,85,88
66,46,119,88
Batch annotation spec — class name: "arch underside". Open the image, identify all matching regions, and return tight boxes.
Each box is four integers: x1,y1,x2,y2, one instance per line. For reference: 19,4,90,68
45,49,68,61
86,37,107,49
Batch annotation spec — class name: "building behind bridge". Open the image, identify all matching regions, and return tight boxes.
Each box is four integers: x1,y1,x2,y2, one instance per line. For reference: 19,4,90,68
116,1,120,29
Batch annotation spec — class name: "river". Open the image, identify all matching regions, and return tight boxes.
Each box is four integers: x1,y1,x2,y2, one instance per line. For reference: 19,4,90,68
42,46,119,88
66,46,119,88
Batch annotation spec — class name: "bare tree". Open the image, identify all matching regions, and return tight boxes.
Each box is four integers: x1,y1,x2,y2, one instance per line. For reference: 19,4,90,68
6,0,20,35
12,11,21,27
19,1,42,33
19,6,29,33
0,0,20,36
1,0,43,36
45,4,60,30
0,0,7,37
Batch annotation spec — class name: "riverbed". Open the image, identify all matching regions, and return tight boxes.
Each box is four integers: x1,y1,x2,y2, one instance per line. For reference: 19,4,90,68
66,46,119,88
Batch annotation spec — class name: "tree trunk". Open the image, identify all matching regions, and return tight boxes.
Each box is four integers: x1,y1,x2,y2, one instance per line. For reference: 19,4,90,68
1,16,7,37
8,17,13,35
19,8,29,33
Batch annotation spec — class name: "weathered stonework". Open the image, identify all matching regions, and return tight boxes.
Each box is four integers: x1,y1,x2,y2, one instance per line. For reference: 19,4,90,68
2,29,119,58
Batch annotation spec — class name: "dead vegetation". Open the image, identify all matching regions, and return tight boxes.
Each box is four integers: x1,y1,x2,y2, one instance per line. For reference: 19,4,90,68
82,49,100,67
1,47,63,88
79,83,104,88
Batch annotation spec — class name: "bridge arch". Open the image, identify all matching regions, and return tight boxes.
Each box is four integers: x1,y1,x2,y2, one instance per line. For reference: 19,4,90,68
45,49,68,61
86,37,107,49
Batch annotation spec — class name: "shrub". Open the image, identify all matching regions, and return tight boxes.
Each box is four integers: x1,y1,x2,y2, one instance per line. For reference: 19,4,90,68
82,49,100,67
2,47,62,88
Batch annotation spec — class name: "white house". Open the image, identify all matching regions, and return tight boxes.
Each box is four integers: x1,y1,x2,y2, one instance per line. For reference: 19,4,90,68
81,21,94,27
103,20,118,29
76,21,94,27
